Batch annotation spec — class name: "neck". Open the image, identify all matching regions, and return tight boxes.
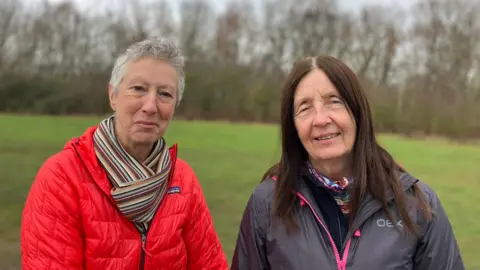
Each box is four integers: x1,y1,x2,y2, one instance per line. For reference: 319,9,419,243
309,157,352,181
123,143,153,162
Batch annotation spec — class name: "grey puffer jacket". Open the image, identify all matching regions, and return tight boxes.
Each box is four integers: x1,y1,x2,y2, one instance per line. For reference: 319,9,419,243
231,172,464,270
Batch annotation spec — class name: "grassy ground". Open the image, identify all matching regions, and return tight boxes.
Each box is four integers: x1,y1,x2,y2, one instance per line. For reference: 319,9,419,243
0,114,479,269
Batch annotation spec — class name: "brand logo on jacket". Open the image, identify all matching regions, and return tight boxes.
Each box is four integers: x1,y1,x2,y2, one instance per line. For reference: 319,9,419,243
168,186,181,194
376,218,403,228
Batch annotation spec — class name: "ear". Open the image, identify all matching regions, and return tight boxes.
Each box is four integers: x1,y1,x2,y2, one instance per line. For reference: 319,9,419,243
108,84,116,111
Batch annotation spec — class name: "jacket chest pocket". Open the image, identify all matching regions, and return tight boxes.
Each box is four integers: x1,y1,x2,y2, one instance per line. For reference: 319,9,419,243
348,220,417,270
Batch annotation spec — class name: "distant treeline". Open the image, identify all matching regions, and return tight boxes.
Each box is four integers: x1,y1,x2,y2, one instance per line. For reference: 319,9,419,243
0,0,479,139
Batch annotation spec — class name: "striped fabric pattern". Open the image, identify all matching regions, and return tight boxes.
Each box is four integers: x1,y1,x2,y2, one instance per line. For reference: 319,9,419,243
93,115,172,233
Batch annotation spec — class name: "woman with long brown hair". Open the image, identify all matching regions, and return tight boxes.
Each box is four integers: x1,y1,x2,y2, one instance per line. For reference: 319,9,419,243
231,56,463,270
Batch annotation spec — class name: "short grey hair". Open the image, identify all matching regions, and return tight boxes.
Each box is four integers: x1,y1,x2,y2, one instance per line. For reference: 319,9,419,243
109,37,186,106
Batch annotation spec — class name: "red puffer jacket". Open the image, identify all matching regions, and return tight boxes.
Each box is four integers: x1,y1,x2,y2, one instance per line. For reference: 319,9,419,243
21,126,229,270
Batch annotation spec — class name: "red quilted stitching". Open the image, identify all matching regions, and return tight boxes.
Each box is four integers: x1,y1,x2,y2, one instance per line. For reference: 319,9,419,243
21,126,228,270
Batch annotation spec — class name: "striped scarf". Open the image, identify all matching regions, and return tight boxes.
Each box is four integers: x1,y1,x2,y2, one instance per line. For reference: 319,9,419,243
307,161,352,215
93,115,172,233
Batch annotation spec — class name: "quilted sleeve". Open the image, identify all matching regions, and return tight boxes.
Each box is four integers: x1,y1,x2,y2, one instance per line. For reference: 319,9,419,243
182,171,228,270
21,155,84,270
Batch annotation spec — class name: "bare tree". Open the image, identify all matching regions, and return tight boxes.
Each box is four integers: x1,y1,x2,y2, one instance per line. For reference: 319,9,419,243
0,0,22,71
179,0,216,62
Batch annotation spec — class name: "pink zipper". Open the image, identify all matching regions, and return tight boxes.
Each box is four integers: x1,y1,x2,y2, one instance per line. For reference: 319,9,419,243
296,192,360,270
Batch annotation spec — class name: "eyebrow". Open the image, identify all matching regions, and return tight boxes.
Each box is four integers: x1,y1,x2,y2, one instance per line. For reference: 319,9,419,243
157,84,175,92
319,89,339,98
294,89,341,107
128,77,175,91
296,89,339,99
127,76,147,85
294,96,310,106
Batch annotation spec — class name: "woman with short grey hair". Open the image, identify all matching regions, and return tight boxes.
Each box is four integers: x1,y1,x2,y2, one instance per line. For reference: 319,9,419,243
21,37,228,270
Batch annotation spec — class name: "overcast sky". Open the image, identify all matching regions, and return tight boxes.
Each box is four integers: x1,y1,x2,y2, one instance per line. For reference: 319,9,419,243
28,0,419,15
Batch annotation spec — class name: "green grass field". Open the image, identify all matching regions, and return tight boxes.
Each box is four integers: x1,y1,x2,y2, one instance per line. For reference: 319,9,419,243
0,114,479,269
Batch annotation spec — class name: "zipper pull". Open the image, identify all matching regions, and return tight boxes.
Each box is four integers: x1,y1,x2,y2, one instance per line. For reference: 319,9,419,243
299,199,306,207
141,234,152,257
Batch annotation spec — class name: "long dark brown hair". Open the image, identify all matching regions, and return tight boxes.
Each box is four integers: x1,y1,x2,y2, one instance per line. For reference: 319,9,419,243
263,56,432,236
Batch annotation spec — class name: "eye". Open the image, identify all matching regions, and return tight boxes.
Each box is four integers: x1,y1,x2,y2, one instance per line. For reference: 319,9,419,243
132,85,145,91
297,105,311,114
158,91,173,98
330,97,344,105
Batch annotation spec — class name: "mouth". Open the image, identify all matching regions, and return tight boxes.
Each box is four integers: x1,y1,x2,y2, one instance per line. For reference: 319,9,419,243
136,121,157,127
313,133,340,141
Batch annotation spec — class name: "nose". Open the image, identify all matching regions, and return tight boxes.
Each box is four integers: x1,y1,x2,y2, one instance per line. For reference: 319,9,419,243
312,104,332,127
141,92,158,115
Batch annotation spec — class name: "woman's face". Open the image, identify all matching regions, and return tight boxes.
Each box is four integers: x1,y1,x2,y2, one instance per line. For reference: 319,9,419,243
108,57,178,158
293,69,356,169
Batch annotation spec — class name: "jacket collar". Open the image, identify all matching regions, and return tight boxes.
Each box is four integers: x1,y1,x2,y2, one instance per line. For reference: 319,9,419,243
295,170,418,248
297,169,418,204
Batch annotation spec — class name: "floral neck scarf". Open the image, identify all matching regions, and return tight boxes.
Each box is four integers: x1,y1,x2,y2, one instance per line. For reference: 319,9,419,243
306,161,353,215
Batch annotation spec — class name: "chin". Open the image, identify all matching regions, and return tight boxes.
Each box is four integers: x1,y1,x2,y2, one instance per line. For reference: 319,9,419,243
312,150,348,161
133,133,160,145
313,155,342,161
